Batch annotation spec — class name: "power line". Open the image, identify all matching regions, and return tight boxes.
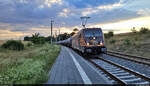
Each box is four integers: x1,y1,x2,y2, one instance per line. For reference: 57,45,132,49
80,16,90,29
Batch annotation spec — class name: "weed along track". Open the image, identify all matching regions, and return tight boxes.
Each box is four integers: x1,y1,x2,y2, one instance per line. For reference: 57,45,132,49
87,57,150,84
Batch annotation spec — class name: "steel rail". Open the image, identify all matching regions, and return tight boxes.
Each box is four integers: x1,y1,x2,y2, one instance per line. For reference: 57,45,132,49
69,47,126,84
70,47,150,84
106,51,150,66
87,58,126,84
107,50,150,61
96,57,150,82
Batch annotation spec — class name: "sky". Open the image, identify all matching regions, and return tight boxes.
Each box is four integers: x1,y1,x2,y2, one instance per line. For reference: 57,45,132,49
0,0,150,40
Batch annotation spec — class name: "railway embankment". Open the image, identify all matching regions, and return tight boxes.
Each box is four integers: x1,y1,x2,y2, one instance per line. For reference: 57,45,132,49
0,42,60,84
105,31,150,58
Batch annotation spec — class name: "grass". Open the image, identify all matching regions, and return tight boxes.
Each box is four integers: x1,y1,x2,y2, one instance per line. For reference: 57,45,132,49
0,42,60,84
105,31,150,58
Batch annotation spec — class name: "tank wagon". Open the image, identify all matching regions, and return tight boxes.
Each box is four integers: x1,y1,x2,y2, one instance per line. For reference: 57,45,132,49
56,37,72,47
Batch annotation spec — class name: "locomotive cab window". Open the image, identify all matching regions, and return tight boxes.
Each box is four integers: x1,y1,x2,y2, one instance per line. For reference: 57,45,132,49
84,29,102,37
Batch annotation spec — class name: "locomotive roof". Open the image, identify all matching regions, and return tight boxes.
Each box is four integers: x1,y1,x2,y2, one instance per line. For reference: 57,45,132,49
83,28,102,30
72,28,102,38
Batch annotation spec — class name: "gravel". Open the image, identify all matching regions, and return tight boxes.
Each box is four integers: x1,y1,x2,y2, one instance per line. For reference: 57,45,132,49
100,54,150,77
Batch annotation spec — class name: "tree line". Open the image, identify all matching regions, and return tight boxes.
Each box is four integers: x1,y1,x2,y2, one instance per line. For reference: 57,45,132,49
24,27,149,44
24,28,79,44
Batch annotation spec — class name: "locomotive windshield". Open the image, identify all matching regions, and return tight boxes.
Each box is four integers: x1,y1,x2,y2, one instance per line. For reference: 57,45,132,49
84,29,102,37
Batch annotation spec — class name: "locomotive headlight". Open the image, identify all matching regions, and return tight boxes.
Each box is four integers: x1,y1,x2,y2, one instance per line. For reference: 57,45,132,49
100,41,103,45
87,42,90,46
93,37,96,39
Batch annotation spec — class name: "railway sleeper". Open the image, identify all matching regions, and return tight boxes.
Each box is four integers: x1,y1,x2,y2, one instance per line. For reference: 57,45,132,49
135,81,150,84
106,68,121,72
124,79,147,84
123,78,141,82
114,72,130,76
104,66,117,69
118,75,135,79
110,70,125,74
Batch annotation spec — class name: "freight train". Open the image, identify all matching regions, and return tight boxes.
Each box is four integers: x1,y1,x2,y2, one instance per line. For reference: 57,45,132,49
57,28,107,54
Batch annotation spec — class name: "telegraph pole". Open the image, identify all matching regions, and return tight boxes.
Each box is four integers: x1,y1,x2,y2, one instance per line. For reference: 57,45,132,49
59,28,60,41
55,30,57,42
50,19,54,44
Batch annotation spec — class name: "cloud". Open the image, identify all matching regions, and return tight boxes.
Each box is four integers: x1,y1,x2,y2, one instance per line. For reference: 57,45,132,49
0,0,64,23
98,3,122,9
64,0,120,8
137,8,150,16
82,3,123,16
0,0,125,26
59,8,70,17
0,0,150,39
44,0,62,7
0,29,31,40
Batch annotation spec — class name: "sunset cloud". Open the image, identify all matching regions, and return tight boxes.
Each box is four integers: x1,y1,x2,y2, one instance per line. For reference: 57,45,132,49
44,0,62,7
0,0,150,40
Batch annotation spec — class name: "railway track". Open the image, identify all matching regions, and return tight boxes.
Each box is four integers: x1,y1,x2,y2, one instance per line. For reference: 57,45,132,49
106,51,150,66
71,47,150,84
87,57,150,84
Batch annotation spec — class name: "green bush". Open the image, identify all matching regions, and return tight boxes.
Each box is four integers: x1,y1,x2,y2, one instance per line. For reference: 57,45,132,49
39,37,46,44
139,27,149,34
104,31,114,39
31,33,46,44
104,33,108,39
27,42,33,47
1,40,24,51
108,31,114,37
123,39,131,46
109,39,116,44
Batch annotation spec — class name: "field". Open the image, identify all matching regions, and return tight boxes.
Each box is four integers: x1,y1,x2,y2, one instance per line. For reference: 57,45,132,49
0,41,61,84
105,31,150,58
